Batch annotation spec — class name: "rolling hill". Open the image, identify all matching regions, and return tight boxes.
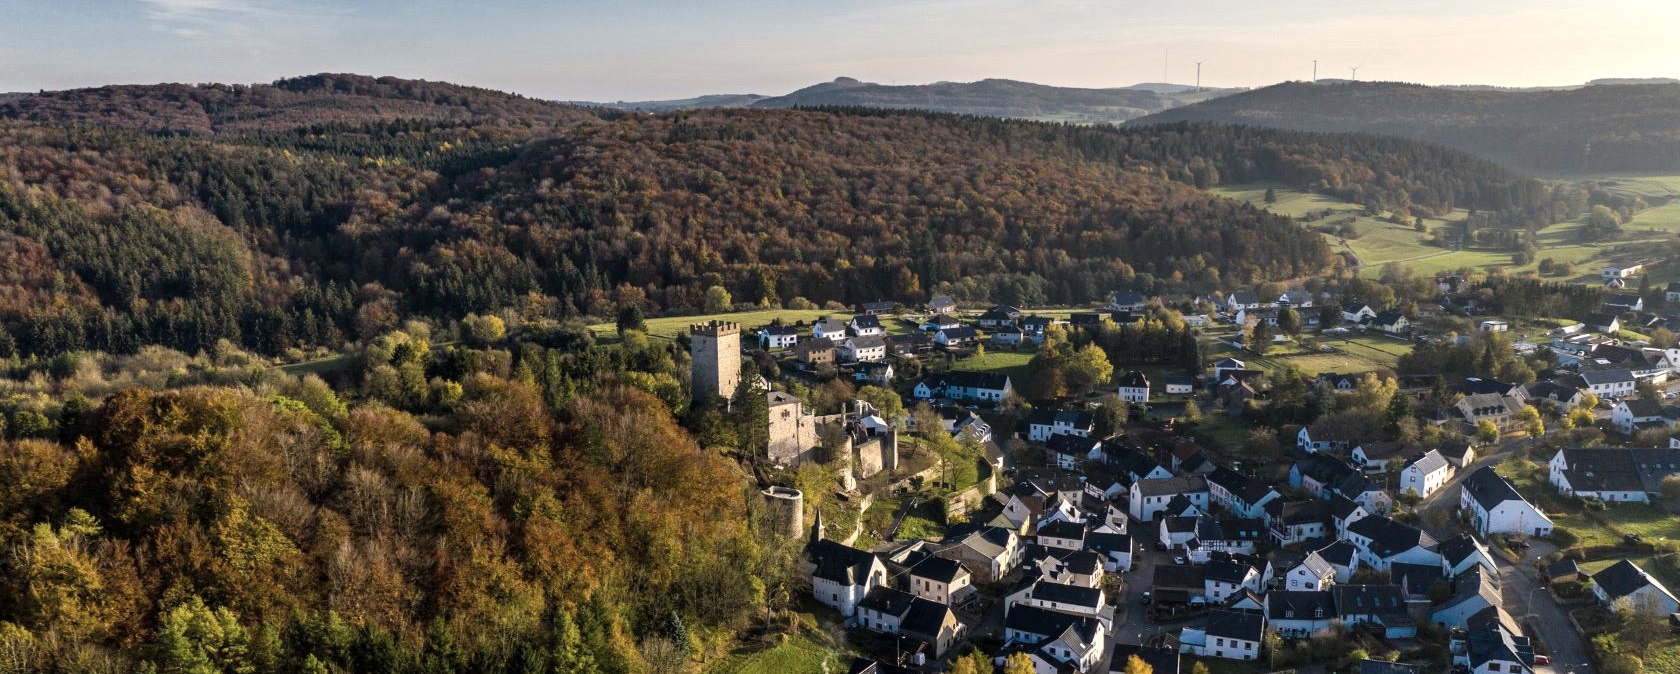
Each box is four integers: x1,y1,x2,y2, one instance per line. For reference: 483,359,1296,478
746,77,1241,123
1128,80,1680,174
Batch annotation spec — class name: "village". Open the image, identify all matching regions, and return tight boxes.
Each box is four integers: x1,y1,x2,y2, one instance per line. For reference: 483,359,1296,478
685,267,1680,674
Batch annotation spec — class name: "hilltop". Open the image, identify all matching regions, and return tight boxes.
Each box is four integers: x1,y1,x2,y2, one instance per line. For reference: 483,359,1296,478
1128,80,1680,174
747,76,1240,123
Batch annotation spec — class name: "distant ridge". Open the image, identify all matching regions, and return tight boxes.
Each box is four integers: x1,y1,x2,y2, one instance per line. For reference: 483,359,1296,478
590,93,769,112
1128,80,1680,173
747,77,1242,124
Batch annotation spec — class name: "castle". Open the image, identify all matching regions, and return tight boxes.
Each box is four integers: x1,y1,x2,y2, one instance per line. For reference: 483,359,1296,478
765,392,897,481
689,320,741,402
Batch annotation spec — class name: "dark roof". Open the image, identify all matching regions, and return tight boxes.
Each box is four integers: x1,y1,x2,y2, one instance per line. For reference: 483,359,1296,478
1373,310,1406,325
1036,520,1087,541
1205,558,1258,584
1109,645,1179,674
761,324,802,336
908,554,968,584
1456,377,1518,396
845,334,887,349
810,540,879,585
979,305,1021,320
1111,290,1149,305
1007,604,1093,641
1133,475,1208,498
923,370,1011,391
1553,447,1680,493
1585,311,1620,327
1316,540,1358,566
1265,499,1331,526
1622,397,1665,418
1593,559,1675,602
1085,532,1131,556
1356,440,1413,461
899,597,955,637
1465,623,1533,670
1116,370,1150,388
1438,534,1490,568
937,326,978,340
861,301,896,312
1267,590,1336,621
1152,564,1207,591
851,314,883,330
1028,409,1095,429
1461,466,1526,512
1331,584,1411,619
927,295,956,309
847,659,920,674
1204,609,1265,642
858,586,917,617
1347,516,1435,558
1030,581,1103,608
1579,368,1635,385
1357,661,1424,674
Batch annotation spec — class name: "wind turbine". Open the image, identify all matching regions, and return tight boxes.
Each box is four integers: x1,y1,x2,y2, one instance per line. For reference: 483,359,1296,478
1350,66,1361,81
1312,59,1318,83
1196,61,1204,90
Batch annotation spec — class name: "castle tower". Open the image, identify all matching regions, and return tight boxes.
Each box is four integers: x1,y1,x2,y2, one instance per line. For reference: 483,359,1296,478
810,506,826,544
761,486,804,538
690,320,741,402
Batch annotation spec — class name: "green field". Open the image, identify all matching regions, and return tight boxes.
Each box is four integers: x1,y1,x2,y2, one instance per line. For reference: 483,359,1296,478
1212,179,1680,279
704,634,843,674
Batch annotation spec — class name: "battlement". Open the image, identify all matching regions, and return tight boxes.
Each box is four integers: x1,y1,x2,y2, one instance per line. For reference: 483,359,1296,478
690,320,741,337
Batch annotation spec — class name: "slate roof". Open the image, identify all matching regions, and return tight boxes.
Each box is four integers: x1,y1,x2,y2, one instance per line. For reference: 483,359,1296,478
1357,661,1423,674
1553,447,1680,493
1266,499,1330,526
847,659,920,674
845,334,887,349
1117,370,1150,388
1111,290,1149,306
858,586,917,616
1464,623,1533,671
860,301,896,313
1204,609,1265,642
927,295,956,310
1580,368,1635,386
1152,564,1207,591
1037,520,1087,542
1402,449,1450,475
1347,516,1436,558
1133,475,1208,498
815,317,849,333
1461,466,1526,512
1438,534,1491,570
1593,559,1679,605
1109,645,1179,674
1029,581,1103,609
851,315,883,330
810,540,879,585
1316,541,1358,567
1209,466,1277,506
923,370,1012,391
1296,552,1335,578
1205,558,1258,585
1331,584,1411,620
908,554,968,584
1267,590,1336,621
1357,440,1413,462
761,324,802,336
937,326,979,340
899,596,955,639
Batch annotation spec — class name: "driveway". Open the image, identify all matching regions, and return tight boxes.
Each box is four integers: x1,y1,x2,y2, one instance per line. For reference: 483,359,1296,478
1499,556,1593,674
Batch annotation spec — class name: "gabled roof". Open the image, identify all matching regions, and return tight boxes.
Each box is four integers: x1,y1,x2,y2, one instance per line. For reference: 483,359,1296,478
1208,467,1277,506
1152,564,1206,591
1007,604,1095,641
1109,645,1179,674
1356,440,1413,461
936,326,979,340
1401,449,1450,475
1620,397,1665,418
1357,661,1423,674
899,596,956,637
1347,516,1435,558
1552,446,1680,493
1227,291,1260,304
1204,609,1265,642
851,315,883,330
1267,590,1336,621
1372,310,1406,325
1029,580,1103,608
979,305,1020,320
815,317,848,332
1316,541,1359,567
761,324,802,336
858,586,917,617
1464,623,1533,670
908,554,968,584
1265,499,1331,526
1111,290,1149,305
922,370,1011,391
1205,558,1259,585
845,334,887,349
1116,370,1150,388
861,301,897,313
810,539,879,585
1579,368,1635,385
927,295,956,309
1331,584,1411,619
1593,559,1679,605
1295,551,1335,578
1133,475,1208,498
1037,520,1087,541
1438,533,1492,569
1461,466,1528,512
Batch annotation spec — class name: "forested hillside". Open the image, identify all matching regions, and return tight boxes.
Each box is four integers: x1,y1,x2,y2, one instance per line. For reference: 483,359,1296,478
745,76,1237,124
0,75,1582,361
1128,80,1680,173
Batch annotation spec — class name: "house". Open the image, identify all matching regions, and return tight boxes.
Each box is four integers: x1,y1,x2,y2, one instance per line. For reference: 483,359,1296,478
913,371,1013,403
1460,467,1552,538
1284,552,1337,591
1109,645,1179,674
1164,375,1193,395
1399,450,1452,498
1439,439,1477,469
1265,499,1330,546
1110,290,1151,313
1592,559,1680,614
1341,302,1377,324
885,333,933,357
1439,534,1498,580
860,301,897,316
813,317,850,343
1605,293,1645,313
1315,541,1360,584
1003,606,1106,671
1130,476,1209,522
1266,590,1336,638
1069,312,1106,329
1547,558,1584,585
1548,446,1680,503
1479,320,1509,332
1045,434,1103,470
926,295,957,315
1223,291,1263,312
849,315,886,337
1037,520,1089,553
1345,516,1440,572
1027,409,1095,442
759,324,801,350
1008,580,1107,620
854,362,895,385
1296,423,1357,453
1370,311,1410,335
809,539,888,617
1452,393,1527,434
1277,289,1314,308
1430,567,1501,629
905,554,975,605
1332,584,1417,638
1211,357,1248,382
1602,263,1645,283
921,314,963,332
1585,312,1622,334
937,525,1022,583
978,305,1022,329
1351,440,1413,473
990,326,1026,348
1021,315,1054,344
934,326,979,349
1116,370,1151,404
1206,467,1282,519
1578,368,1637,399
796,340,836,368
1458,621,1535,674
1178,610,1264,661
1086,531,1133,573
1612,398,1673,434
839,335,888,363
1523,381,1585,412
1203,557,1264,603
1316,372,1362,391
855,587,963,657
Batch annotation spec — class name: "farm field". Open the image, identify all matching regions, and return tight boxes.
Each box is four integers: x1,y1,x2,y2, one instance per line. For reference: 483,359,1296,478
1211,179,1680,279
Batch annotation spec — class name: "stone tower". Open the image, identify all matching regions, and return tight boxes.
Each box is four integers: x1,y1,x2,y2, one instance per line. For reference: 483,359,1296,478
761,486,804,538
690,320,741,402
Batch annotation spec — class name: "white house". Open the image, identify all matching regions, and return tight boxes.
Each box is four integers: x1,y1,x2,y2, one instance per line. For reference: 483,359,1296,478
1116,370,1151,404
1479,320,1509,332
913,371,1013,403
1549,446,1680,503
906,555,975,605
1284,552,1336,591
839,335,888,363
1580,368,1637,400
1611,398,1671,435
1399,450,1453,498
1346,516,1441,572
810,539,888,617
1179,610,1264,661
1460,467,1553,538
1370,311,1410,335
1204,558,1264,603
813,317,850,343
1351,441,1412,473
1165,375,1194,395
934,326,979,349
1266,591,1336,638
1027,409,1094,442
1341,302,1377,324
1130,476,1209,522
759,325,801,350
1007,580,1107,620
849,315,886,337
1592,559,1680,615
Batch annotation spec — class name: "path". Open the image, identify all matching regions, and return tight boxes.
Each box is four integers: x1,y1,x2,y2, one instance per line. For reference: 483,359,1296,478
1500,555,1593,674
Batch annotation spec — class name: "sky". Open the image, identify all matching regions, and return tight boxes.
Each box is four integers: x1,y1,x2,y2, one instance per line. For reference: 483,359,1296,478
3,0,1679,101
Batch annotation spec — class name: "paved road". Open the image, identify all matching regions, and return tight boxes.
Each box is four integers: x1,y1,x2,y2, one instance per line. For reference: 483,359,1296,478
1500,555,1593,674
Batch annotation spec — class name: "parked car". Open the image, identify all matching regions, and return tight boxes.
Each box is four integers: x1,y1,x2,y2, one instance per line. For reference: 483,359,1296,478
1140,591,1151,606
1174,555,1187,565
1533,655,1550,665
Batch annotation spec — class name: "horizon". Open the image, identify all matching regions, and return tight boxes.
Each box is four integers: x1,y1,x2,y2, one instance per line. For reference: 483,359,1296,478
3,1,1679,100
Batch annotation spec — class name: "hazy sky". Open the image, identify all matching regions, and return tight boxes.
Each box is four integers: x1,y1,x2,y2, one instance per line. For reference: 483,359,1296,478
3,0,1679,100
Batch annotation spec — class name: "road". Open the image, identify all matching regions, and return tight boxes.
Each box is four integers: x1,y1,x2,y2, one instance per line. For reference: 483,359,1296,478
1500,554,1593,674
